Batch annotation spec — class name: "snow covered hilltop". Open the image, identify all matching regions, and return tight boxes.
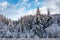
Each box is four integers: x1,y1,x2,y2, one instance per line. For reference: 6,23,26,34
0,7,60,38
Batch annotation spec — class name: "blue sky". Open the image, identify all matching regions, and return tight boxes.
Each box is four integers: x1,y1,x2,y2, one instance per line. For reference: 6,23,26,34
0,0,60,20
6,0,44,10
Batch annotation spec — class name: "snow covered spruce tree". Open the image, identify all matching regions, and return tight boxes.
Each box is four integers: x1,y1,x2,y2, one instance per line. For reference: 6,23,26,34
32,17,44,38
57,17,60,26
31,15,54,38
0,22,8,38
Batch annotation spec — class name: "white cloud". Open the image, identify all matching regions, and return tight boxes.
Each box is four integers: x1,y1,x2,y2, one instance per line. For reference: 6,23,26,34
21,0,28,5
45,0,60,3
14,8,36,19
40,6,47,14
26,9,36,15
42,0,60,14
1,1,7,6
5,7,26,21
34,0,41,6
36,2,40,5
17,7,25,13
27,3,31,8
25,4,60,16
0,1,7,10
23,0,28,2
25,7,47,16
35,0,38,3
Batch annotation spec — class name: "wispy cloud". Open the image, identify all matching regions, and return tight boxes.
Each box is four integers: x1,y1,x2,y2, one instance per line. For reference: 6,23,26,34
0,1,7,6
43,0,60,14
0,0,60,20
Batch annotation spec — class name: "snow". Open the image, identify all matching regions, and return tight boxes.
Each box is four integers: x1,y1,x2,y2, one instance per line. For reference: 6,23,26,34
45,20,60,38
0,14,60,38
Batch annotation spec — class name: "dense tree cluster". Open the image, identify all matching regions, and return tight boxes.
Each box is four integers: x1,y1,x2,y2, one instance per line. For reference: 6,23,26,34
0,14,60,38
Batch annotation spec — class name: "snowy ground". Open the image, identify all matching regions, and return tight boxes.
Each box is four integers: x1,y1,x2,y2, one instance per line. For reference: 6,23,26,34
0,38,60,40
